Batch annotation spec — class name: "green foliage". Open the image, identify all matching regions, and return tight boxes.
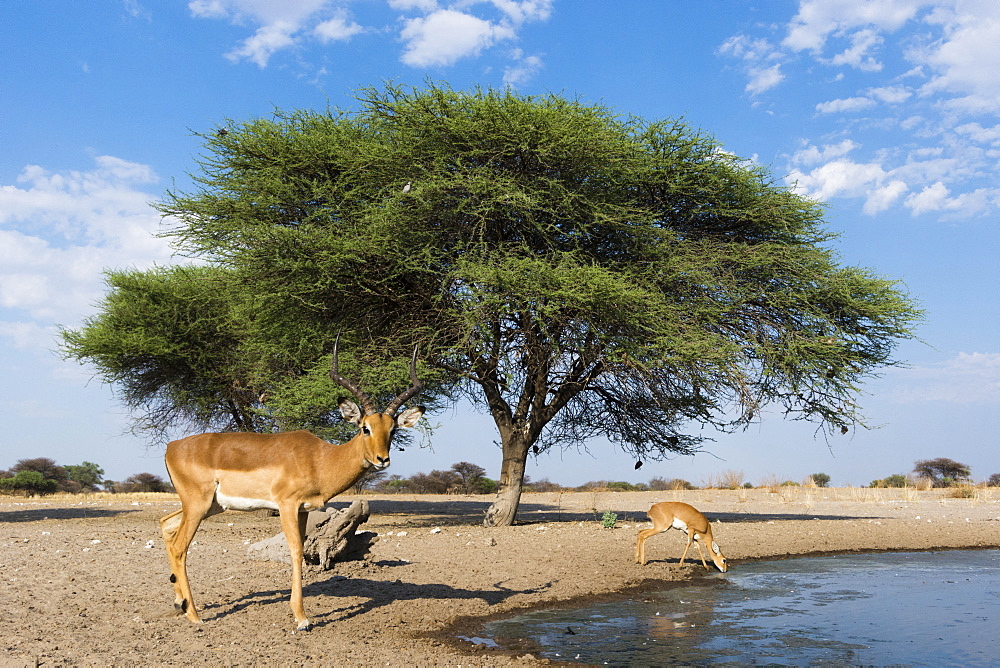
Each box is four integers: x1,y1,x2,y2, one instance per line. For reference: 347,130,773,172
606,481,638,492
870,474,908,488
810,473,831,488
64,462,105,492
649,477,696,491
601,511,618,528
0,471,57,496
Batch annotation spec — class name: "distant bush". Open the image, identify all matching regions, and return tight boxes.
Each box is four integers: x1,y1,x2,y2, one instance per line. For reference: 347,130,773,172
870,474,908,488
600,511,617,528
648,477,696,491
809,473,831,488
525,478,563,493
948,484,977,499
118,473,172,493
0,470,57,496
988,473,1000,487
373,475,410,494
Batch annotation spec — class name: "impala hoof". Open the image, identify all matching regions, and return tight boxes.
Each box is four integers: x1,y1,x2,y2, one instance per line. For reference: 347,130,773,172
296,620,312,632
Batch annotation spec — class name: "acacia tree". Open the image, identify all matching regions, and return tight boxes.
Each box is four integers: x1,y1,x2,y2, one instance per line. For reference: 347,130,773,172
913,458,971,487
64,84,921,526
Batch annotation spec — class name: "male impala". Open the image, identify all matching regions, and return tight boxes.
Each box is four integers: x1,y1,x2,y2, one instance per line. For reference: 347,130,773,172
634,501,728,572
160,342,424,630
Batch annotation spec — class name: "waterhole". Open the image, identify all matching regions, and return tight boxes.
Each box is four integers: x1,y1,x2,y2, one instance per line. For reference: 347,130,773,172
482,550,1000,666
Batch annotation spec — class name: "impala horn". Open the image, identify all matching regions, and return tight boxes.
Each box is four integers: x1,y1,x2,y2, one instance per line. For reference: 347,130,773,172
329,334,423,416
385,344,423,417
329,334,377,415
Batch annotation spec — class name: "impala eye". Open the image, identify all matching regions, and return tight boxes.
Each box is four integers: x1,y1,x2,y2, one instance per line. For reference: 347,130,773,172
362,425,371,435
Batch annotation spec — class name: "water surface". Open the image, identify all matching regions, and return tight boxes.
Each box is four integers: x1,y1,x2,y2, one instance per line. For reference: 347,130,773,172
483,550,1000,666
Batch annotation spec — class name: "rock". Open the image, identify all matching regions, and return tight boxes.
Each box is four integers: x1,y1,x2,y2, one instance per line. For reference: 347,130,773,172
247,500,378,569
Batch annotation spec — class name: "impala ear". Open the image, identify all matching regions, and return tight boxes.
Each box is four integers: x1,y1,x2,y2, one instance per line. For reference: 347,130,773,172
338,397,363,425
396,405,425,429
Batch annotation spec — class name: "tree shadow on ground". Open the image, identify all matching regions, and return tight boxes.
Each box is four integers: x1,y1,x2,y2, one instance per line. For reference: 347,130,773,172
0,507,141,522
208,574,552,627
353,499,876,526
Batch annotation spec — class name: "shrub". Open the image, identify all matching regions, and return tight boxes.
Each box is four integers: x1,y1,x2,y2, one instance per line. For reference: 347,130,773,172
119,473,171,493
0,470,57,496
649,477,695,491
948,484,977,499
526,478,563,492
870,474,908,488
988,473,1000,488
810,473,831,488
601,511,617,528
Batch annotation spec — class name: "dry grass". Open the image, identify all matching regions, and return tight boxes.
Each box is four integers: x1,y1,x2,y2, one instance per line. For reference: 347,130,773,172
1,491,179,504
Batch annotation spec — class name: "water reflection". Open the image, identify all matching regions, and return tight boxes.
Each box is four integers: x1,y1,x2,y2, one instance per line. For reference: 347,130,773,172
483,550,1000,666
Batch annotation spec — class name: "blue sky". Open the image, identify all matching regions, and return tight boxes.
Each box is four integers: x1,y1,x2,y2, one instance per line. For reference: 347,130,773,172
2,0,998,488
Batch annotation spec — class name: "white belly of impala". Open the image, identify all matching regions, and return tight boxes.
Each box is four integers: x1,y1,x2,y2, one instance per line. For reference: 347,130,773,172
215,489,279,512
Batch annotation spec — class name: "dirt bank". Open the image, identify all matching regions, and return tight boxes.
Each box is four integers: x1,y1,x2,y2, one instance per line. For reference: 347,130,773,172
3,488,999,666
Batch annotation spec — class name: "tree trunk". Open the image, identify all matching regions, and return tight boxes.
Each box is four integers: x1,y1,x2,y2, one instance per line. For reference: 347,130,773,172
483,433,530,527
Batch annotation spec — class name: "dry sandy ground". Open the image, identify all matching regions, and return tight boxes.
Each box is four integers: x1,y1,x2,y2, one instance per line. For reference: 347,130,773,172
3,488,1000,666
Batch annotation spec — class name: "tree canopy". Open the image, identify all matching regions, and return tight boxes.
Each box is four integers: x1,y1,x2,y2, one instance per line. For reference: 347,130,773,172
913,458,971,487
62,83,922,525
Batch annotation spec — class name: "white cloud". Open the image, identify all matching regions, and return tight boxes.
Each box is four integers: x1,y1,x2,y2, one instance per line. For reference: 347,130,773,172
904,181,1000,217
889,352,1000,404
787,156,908,214
746,64,784,96
191,0,552,74
790,139,859,166
0,157,174,341
388,0,438,10
399,9,513,67
955,122,1000,145
492,0,552,23
503,49,543,87
225,21,298,67
718,35,785,95
827,27,884,71
782,0,922,53
395,1,551,70
190,0,348,67
815,96,877,114
867,84,912,104
314,12,364,42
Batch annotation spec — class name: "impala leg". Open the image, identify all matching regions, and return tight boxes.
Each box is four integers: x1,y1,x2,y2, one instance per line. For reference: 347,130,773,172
635,527,662,565
678,533,694,567
279,507,311,631
693,537,711,571
160,506,212,623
